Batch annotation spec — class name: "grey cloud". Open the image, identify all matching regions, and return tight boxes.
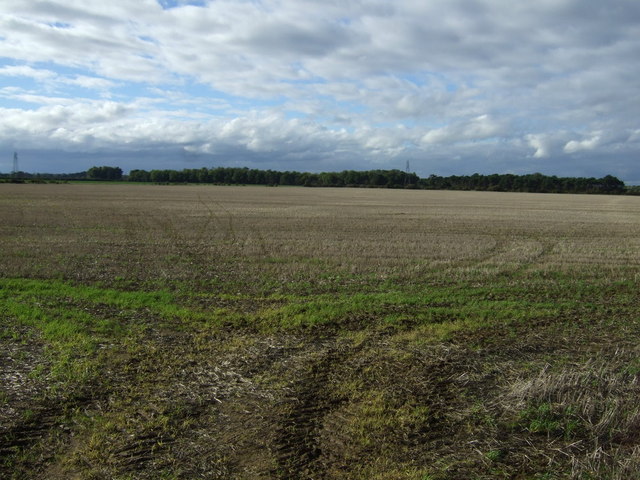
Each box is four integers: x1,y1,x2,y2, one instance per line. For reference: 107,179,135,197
239,20,354,58
1,0,640,182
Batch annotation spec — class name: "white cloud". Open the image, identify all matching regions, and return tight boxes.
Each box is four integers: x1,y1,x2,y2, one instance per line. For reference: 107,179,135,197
422,115,503,145
526,134,556,159
0,0,639,180
65,75,117,90
564,134,602,154
0,65,57,80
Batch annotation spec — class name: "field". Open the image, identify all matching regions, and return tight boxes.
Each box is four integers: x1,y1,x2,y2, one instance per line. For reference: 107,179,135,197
1,183,640,479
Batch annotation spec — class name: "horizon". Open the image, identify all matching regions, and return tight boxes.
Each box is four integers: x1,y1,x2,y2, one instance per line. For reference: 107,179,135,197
3,162,631,188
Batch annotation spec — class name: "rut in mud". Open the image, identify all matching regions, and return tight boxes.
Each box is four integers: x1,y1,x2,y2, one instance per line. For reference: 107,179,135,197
0,321,480,479
4,311,640,479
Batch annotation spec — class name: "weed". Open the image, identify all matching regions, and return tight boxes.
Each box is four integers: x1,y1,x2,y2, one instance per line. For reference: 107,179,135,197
486,449,504,461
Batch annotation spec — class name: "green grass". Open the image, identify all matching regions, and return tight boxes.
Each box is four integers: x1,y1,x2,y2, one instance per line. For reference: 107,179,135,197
3,274,635,368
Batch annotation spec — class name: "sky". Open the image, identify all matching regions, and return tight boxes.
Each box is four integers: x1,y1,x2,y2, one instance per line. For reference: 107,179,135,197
1,0,639,183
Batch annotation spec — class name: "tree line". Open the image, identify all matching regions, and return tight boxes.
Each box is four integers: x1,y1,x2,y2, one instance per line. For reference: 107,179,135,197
128,167,626,194
1,165,632,194
419,172,626,194
128,167,420,188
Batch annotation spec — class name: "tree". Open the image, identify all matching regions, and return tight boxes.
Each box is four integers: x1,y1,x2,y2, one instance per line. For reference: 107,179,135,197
128,169,150,182
150,169,170,182
599,175,625,194
87,166,123,181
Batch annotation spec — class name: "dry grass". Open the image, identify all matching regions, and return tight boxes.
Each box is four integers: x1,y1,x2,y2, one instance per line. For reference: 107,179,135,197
2,184,639,288
1,183,640,479
498,355,640,477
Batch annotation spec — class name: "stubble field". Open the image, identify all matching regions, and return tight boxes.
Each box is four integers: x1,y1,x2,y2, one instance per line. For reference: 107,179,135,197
1,183,640,479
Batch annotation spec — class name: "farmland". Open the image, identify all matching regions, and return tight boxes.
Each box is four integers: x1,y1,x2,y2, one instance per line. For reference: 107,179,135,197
1,183,640,479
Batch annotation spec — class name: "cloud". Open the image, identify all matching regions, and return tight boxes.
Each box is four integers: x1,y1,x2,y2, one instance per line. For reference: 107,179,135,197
422,115,504,145
525,133,576,159
0,65,57,80
0,0,640,181
64,75,117,91
564,134,602,154
526,134,552,159
0,65,117,96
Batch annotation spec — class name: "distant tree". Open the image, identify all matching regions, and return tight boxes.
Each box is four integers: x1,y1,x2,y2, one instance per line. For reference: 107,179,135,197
599,175,625,194
369,171,387,186
196,167,210,183
128,169,151,182
87,166,123,180
232,168,249,184
114,164,628,195
279,171,295,185
150,169,170,182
